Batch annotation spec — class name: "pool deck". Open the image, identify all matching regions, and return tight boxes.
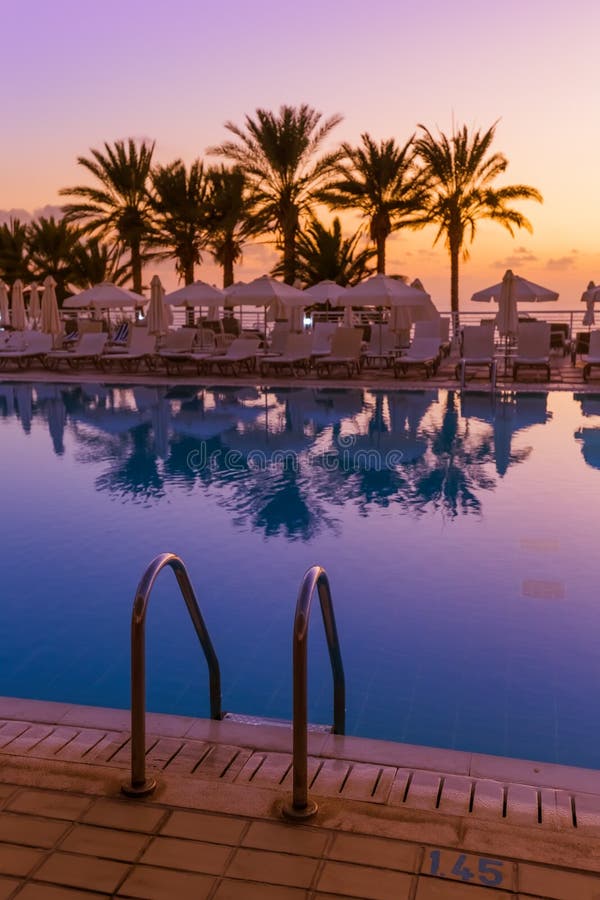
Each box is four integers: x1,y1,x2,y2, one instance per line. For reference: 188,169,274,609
1,698,600,898
0,344,598,392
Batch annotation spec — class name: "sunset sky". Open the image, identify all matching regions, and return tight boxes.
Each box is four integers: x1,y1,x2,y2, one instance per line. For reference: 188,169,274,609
2,0,599,309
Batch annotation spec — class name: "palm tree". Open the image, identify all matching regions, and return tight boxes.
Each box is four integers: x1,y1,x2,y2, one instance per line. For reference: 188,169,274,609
204,165,258,289
150,159,208,284
320,134,425,274
70,236,129,288
272,216,375,286
210,104,342,284
28,216,81,302
0,218,30,284
414,122,542,324
60,138,155,293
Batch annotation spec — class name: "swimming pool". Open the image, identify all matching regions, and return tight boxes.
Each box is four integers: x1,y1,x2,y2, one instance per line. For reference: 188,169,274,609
1,382,599,768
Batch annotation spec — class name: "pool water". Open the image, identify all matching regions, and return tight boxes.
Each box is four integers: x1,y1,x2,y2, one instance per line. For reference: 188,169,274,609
1,382,599,768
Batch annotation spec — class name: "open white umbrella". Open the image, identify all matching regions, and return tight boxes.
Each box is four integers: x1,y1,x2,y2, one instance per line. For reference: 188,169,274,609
147,275,170,336
302,280,348,305
471,270,558,305
225,275,307,339
164,280,224,307
0,281,9,326
28,282,41,324
40,275,61,335
11,279,26,330
63,281,146,310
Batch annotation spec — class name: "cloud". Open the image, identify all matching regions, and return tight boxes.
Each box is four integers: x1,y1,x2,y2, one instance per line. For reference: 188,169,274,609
494,246,538,268
546,256,576,271
0,205,64,226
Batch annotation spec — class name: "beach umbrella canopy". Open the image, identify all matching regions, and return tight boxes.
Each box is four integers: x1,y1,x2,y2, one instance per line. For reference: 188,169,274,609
471,269,559,304
40,275,61,335
342,274,439,321
63,281,146,310
302,280,349,305
28,282,41,322
11,279,26,330
0,281,9,326
147,275,170,335
164,280,224,307
225,275,306,306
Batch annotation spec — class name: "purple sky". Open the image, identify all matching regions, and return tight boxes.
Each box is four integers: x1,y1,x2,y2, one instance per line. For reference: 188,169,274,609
2,0,599,304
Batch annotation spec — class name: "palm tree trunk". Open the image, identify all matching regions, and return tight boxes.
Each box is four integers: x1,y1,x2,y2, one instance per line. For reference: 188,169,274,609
376,232,386,274
183,260,195,285
449,240,460,335
223,251,234,289
130,240,143,294
282,227,297,285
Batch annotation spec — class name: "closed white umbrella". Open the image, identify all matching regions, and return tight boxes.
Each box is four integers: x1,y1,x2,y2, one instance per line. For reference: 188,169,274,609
11,279,26,330
28,282,41,324
0,281,9,326
496,269,519,338
147,275,170,335
40,275,61,335
582,281,598,326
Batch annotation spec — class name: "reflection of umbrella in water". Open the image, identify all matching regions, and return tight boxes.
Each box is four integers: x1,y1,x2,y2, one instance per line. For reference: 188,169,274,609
334,429,427,468
0,384,15,416
132,386,171,456
461,392,550,476
221,424,314,460
574,427,600,470
47,397,66,455
14,384,33,433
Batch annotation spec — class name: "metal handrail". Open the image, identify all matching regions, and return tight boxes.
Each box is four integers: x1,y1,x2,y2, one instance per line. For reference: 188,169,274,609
283,565,345,819
122,552,222,796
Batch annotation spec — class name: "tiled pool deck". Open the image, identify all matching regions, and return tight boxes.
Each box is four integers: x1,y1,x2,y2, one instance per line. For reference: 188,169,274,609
1,698,600,898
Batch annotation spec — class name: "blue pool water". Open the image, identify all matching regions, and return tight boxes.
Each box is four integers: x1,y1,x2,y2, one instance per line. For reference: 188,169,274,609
1,382,600,768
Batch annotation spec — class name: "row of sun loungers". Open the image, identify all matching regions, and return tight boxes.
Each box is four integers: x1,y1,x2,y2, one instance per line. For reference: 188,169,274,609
2,321,600,382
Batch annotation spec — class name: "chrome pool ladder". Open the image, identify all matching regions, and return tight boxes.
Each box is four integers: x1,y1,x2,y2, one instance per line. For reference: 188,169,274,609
122,555,345,819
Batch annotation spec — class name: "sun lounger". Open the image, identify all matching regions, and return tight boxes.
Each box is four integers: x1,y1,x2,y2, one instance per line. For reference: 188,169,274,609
582,330,600,381
455,325,497,386
315,328,363,377
311,322,338,358
394,337,441,379
43,332,108,370
0,331,53,369
259,334,312,376
361,326,397,368
201,338,261,375
156,327,197,358
414,317,451,357
101,329,157,372
512,322,551,381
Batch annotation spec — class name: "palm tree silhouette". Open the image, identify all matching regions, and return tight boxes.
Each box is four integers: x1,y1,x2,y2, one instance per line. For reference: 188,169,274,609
414,122,542,327
150,159,209,285
61,139,155,293
272,216,374,286
210,104,342,284
320,134,425,274
204,165,257,289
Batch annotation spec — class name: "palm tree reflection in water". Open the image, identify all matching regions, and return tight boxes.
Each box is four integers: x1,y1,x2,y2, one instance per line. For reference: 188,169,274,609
9,385,552,535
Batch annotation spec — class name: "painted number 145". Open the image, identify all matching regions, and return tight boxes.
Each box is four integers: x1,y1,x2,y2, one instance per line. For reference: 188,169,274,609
429,850,504,886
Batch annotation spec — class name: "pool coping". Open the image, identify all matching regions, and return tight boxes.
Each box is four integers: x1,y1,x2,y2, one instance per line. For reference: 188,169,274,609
3,695,600,798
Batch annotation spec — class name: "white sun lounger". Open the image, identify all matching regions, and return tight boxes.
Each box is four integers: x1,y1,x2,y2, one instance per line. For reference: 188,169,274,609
202,338,261,375
394,337,441,379
43,332,108,370
512,322,551,381
259,334,313,376
102,329,157,372
315,328,363,377
582,330,600,381
0,332,53,369
455,325,497,386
